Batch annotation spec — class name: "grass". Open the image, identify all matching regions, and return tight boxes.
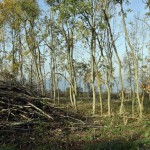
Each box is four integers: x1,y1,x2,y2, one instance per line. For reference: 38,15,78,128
1,97,150,149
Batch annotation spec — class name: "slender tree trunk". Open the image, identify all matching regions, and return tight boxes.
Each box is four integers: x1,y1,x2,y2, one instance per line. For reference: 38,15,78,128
105,71,111,116
30,60,33,91
69,86,74,106
24,20,43,96
49,9,57,102
96,30,111,116
37,47,45,96
95,63,103,116
11,29,16,77
18,31,24,85
63,23,77,110
91,17,96,115
91,52,96,115
0,26,6,71
91,44,96,115
120,2,143,119
103,9,125,114
96,75,103,116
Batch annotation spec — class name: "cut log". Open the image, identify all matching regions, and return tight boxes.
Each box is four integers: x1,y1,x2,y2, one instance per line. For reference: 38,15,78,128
27,102,54,120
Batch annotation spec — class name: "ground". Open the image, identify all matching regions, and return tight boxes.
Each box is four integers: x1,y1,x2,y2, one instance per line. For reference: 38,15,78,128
1,97,150,150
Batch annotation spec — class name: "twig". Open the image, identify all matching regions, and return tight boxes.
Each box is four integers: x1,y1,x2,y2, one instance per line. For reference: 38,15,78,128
20,114,32,120
60,115,85,125
27,102,54,120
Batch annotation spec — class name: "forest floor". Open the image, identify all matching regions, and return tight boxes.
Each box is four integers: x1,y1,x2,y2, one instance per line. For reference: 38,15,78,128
1,94,150,150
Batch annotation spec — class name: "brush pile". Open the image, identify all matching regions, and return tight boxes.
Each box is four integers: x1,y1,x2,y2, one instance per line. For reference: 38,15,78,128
0,80,85,131
0,80,88,148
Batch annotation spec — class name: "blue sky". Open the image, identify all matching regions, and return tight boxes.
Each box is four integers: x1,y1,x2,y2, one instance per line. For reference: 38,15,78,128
128,0,145,12
37,0,149,64
38,0,148,14
37,0,149,90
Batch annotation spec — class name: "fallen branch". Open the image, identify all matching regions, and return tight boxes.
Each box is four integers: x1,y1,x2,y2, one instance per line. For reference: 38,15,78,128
60,115,85,125
0,80,87,130
27,102,54,120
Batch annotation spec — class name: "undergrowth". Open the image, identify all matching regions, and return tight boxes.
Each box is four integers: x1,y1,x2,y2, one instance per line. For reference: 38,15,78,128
1,98,150,150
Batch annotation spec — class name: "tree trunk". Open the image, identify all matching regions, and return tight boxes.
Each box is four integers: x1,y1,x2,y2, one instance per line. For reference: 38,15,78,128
120,2,143,119
90,4,96,115
96,75,103,116
95,63,103,116
103,9,125,114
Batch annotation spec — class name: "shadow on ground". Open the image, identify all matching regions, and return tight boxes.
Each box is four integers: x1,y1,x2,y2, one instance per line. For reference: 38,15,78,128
1,136,150,150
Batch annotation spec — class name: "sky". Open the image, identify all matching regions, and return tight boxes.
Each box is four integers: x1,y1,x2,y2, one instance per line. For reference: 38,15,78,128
36,0,150,90
127,0,146,12
38,0,148,15
37,0,149,56
37,0,149,64
0,0,149,91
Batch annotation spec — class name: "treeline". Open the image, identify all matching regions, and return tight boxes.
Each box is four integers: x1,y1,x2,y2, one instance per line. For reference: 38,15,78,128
0,0,150,119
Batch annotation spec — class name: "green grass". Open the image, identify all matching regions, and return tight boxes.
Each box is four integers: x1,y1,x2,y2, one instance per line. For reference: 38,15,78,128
1,98,150,149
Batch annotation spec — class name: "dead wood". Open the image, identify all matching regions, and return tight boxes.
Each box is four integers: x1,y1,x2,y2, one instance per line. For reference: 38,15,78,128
0,80,86,131
27,102,54,120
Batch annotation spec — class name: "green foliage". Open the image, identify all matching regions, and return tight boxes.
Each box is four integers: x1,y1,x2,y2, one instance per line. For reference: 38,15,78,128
99,22,106,30
82,140,139,150
46,0,60,6
0,0,22,28
113,0,131,5
145,132,150,138
0,146,17,150
144,0,150,9
1,99,150,149
127,8,133,12
19,0,40,19
145,12,150,16
46,0,92,23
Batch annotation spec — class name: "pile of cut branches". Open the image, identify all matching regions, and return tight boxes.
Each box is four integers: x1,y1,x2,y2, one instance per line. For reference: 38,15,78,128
0,80,86,131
